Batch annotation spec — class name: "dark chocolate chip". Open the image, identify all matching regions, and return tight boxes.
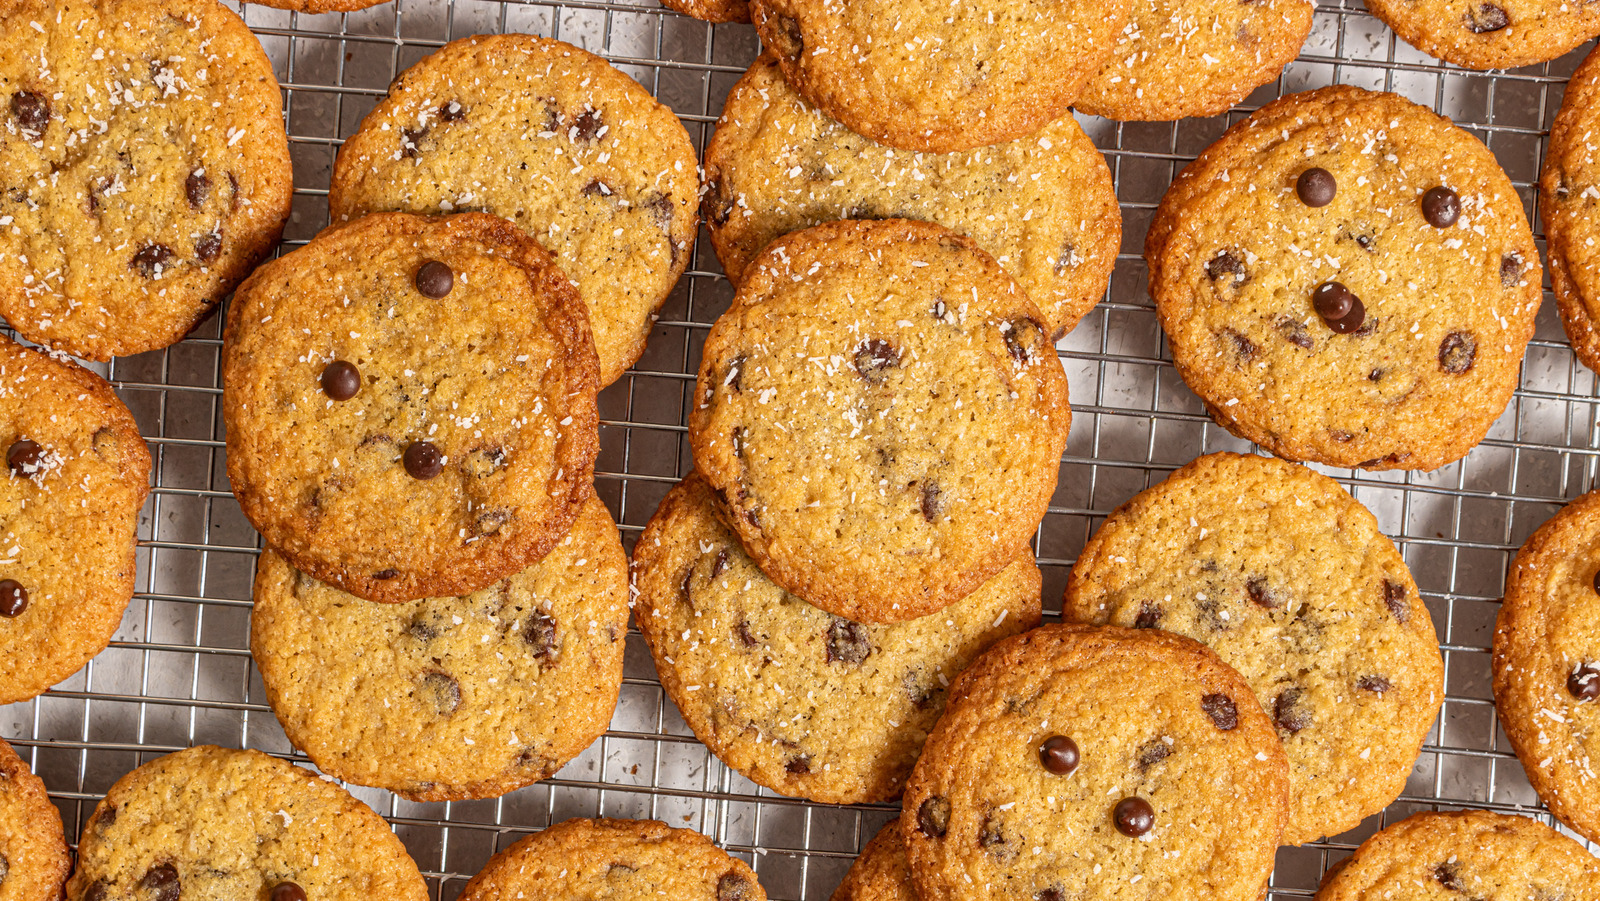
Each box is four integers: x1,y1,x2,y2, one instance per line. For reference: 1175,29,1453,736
1593,568,1600,595
0,581,26,617
1438,331,1476,374
185,170,211,209
1003,318,1045,365
271,883,308,901
1221,327,1257,362
1274,687,1311,734
1136,739,1171,771
1357,675,1392,693
321,360,360,401
415,260,454,298
419,671,461,715
1368,368,1385,382
1422,186,1460,228
1435,861,1463,890
141,863,180,901
1567,663,1600,701
711,549,730,578
572,108,604,142
407,616,438,642
920,481,944,523
474,507,513,536
1054,240,1078,275
731,426,748,460
1313,281,1365,333
770,13,805,58
227,172,240,213
1036,890,1064,901
1113,797,1155,837
785,755,811,774
581,178,612,198
825,619,871,665
1206,250,1247,285
1352,232,1376,253
931,299,949,320
854,339,899,380
403,441,444,480
1296,167,1336,207
917,795,950,838
438,100,466,122
96,805,118,831
1464,3,1510,33
1501,252,1523,287
1274,316,1313,349
978,812,1015,860
1245,576,1280,609
703,175,734,227
460,445,508,479
374,568,402,581
1039,735,1079,775
1133,601,1162,629
648,193,675,232
725,355,747,393
7,439,42,475
1383,580,1410,623
1202,693,1238,731
10,91,49,133
735,619,759,648
195,231,222,262
524,611,559,662
718,872,756,901
401,126,428,158
132,243,175,278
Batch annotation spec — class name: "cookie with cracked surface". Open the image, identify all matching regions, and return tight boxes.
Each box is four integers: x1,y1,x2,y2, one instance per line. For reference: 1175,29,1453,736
1074,0,1314,121
0,336,150,705
632,474,1041,805
456,817,765,901
703,54,1119,338
1063,452,1443,846
65,745,428,901
748,0,1133,153
0,0,292,360
0,737,70,901
1146,86,1540,471
1313,810,1600,900
901,624,1288,901
689,219,1071,624
1366,0,1600,70
251,495,627,802
329,34,698,387
1540,45,1600,376
222,211,599,604
1493,487,1600,844
831,823,915,901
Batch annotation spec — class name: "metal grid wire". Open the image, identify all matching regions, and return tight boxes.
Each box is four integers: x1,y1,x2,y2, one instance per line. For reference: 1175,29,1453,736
2,0,1598,897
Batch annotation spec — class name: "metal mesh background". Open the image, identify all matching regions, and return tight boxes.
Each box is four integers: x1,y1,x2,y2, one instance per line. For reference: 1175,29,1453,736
3,0,1597,898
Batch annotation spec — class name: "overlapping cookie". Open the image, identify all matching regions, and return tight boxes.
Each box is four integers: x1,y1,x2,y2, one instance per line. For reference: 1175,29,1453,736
1367,0,1600,70
0,737,70,901
1540,45,1600,374
831,824,914,901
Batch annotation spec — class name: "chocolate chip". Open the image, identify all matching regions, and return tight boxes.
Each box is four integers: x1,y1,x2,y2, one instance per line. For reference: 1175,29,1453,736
1113,797,1155,837
931,299,949,320
1036,890,1064,901
785,756,811,774
920,481,944,523
10,91,49,133
1133,601,1162,629
1434,330,1478,375
415,260,453,298
724,355,747,393
711,549,730,578
1296,167,1336,207
0,581,26,618
271,883,308,901
825,619,871,665
735,618,759,648
460,445,508,479
1368,368,1385,382
7,439,42,475
571,108,603,142
1464,3,1510,32
978,813,1015,861
1357,675,1392,693
474,507,513,537
438,100,466,122
132,243,174,278
407,616,438,642
183,170,211,209
320,360,360,401
403,441,444,479
1501,252,1523,287
1136,739,1171,771
524,611,559,662
917,795,950,838
96,805,117,831
1245,576,1280,609
718,872,756,901
1274,687,1311,734
769,13,805,57
418,671,461,715
1567,663,1600,701
648,193,675,232
731,426,748,460
854,339,899,380
1003,318,1045,365
84,881,110,901
401,126,428,158
1383,580,1410,623
141,863,180,901
703,175,734,227
1421,186,1460,227
1039,735,1079,775
1206,251,1247,286
1220,327,1257,362
1313,281,1365,333
1054,240,1078,275
195,232,222,262
581,178,612,198
1593,568,1600,595
1274,316,1313,349
1201,693,1238,730
1435,862,1463,890
0,852,7,885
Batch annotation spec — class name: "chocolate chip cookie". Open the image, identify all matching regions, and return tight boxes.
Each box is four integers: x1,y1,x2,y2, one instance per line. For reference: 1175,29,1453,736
65,746,428,901
1493,487,1600,844
329,34,699,387
456,817,765,901
831,823,915,901
702,54,1119,338
1075,0,1314,121
689,219,1071,624
244,0,390,11
0,335,150,704
1063,452,1443,846
252,495,627,802
1540,45,1600,375
748,0,1133,153
0,0,292,360
0,737,70,901
1313,810,1600,901
901,624,1289,901
1366,0,1600,70
1146,86,1540,471
658,0,748,23
223,212,599,604
632,474,1041,804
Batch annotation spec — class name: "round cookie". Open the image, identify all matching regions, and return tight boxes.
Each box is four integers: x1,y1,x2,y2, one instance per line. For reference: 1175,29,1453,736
632,474,1042,805
65,746,428,901
243,0,390,11
1365,0,1600,70
900,624,1289,901
1540,45,1600,375
223,211,599,604
1145,86,1540,471
748,0,1134,153
329,34,699,387
456,817,765,901
0,737,70,901
0,0,292,360
1493,487,1600,843
1063,452,1443,846
831,824,915,901
689,219,1071,624
251,495,628,802
1313,810,1600,900
658,0,748,24
703,54,1120,338
1074,0,1314,121
0,336,150,704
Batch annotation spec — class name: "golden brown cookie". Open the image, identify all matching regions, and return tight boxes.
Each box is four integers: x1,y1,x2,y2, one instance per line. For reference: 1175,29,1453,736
1540,44,1600,375
658,0,748,23
0,737,70,901
1366,0,1600,70
831,824,915,901
243,0,390,10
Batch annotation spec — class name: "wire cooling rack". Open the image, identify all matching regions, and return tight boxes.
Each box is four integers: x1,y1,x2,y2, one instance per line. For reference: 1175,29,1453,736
3,0,1598,898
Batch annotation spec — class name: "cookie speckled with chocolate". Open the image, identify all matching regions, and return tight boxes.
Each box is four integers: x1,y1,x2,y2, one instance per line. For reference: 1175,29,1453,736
748,0,1133,153
329,34,699,386
0,0,292,360
901,624,1288,901
456,818,765,901
690,219,1071,624
1493,487,1600,844
0,336,150,704
1313,810,1600,901
632,474,1041,804
251,496,627,802
1146,86,1540,471
831,823,916,901
703,54,1119,338
223,212,599,604
0,737,70,901
1540,45,1600,376
65,746,428,901
1075,0,1313,121
1366,0,1600,70
1064,452,1443,845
